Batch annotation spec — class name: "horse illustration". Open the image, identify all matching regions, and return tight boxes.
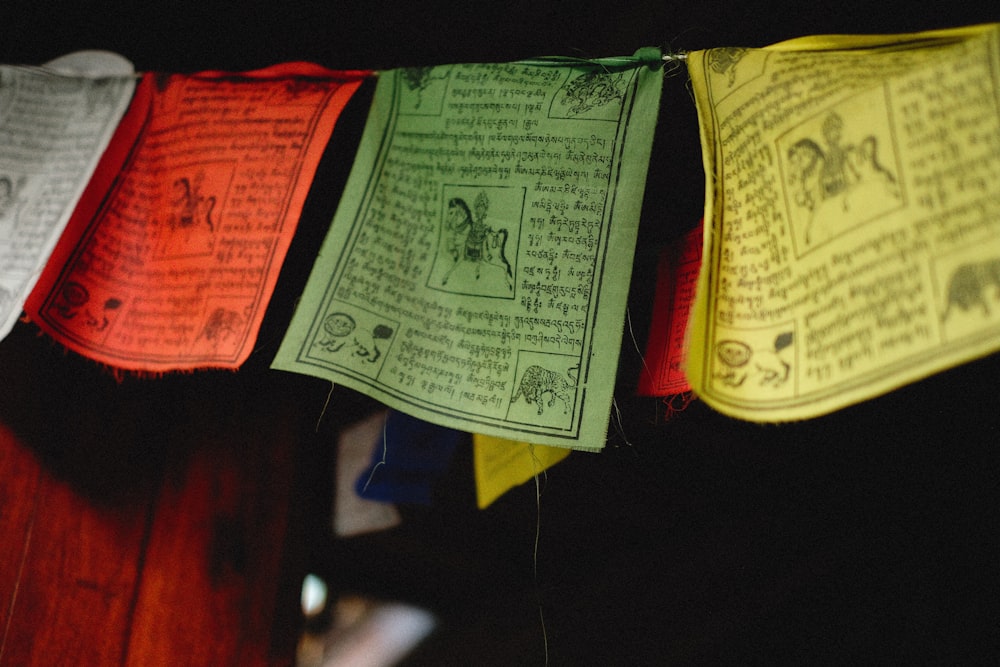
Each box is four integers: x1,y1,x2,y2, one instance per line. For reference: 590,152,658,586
441,192,513,290
787,113,899,246
171,175,216,232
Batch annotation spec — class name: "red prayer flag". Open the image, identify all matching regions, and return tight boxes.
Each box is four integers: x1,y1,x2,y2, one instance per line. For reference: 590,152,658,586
26,65,368,372
637,221,703,396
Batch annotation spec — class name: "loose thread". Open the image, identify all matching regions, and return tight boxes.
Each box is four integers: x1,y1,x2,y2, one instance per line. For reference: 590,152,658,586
528,444,549,667
683,75,698,106
609,395,636,449
315,382,335,432
1,478,41,662
361,411,389,494
662,58,687,79
625,306,653,386
663,391,696,421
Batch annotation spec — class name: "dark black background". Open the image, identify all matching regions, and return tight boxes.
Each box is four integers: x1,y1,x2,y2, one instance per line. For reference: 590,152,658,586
2,2,998,664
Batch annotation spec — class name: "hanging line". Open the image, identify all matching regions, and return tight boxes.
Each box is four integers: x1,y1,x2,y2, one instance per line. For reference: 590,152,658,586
516,46,668,71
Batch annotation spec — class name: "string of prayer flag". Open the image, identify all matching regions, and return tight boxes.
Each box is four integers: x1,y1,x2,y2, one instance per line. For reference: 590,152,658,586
1,24,996,430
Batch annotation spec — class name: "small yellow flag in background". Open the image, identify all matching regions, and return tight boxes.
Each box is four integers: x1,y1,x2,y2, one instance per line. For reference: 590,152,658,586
473,434,570,509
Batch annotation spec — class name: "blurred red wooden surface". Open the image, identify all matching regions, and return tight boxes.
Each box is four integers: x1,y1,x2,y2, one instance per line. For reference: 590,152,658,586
0,331,308,666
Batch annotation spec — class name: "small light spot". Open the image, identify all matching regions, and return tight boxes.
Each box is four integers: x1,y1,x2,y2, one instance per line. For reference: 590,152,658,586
300,573,328,618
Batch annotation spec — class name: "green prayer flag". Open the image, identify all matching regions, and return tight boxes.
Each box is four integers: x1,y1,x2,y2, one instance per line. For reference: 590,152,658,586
273,55,663,451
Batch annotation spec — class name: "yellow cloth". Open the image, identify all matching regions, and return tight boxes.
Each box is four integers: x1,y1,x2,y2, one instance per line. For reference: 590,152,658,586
685,24,1000,421
473,434,570,509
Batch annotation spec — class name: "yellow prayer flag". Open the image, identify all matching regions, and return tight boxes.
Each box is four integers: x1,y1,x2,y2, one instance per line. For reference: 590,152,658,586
685,24,1000,421
473,434,570,509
